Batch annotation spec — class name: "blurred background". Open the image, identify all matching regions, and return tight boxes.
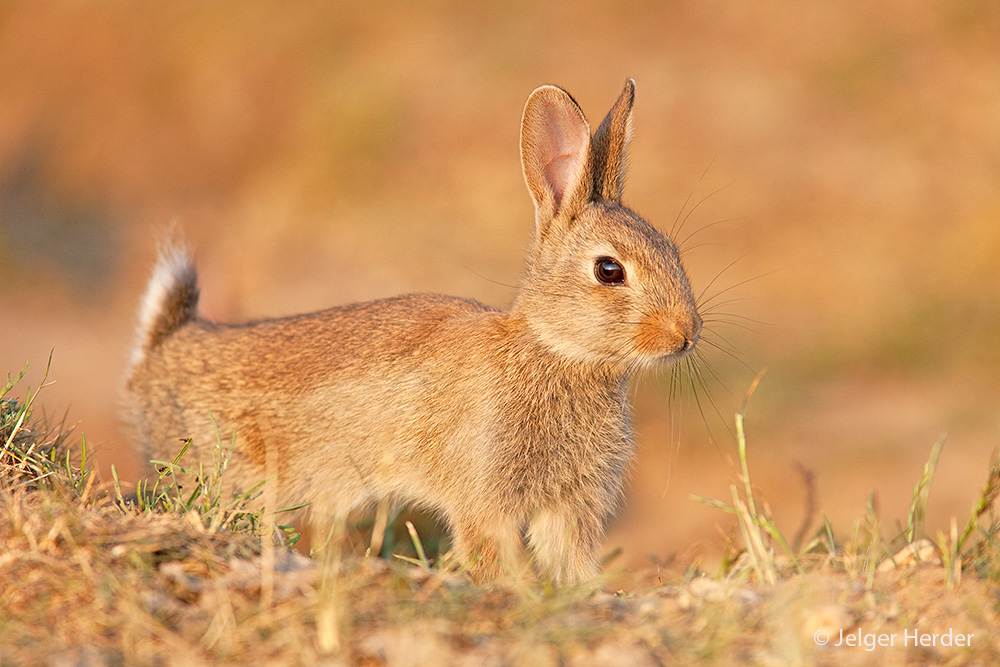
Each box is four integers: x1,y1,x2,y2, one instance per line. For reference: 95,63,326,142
2,1,998,575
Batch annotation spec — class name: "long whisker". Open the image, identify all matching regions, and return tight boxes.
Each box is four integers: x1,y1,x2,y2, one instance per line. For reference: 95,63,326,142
681,359,722,448
698,336,757,375
671,181,735,241
671,189,697,240
700,302,761,319
676,216,748,254
701,313,764,336
687,354,738,444
696,253,750,305
691,350,740,403
698,270,774,311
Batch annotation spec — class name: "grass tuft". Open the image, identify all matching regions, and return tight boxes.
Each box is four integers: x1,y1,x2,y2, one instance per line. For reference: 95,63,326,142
1,354,89,495
696,375,1000,601
693,371,803,583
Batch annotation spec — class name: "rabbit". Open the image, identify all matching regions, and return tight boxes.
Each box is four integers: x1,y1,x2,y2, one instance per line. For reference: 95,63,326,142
124,79,702,586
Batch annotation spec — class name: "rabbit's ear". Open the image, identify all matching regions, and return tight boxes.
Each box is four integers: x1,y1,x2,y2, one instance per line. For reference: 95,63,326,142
520,85,593,228
590,79,635,203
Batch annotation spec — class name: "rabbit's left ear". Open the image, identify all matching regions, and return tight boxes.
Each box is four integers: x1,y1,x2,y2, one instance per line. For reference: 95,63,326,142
590,79,635,203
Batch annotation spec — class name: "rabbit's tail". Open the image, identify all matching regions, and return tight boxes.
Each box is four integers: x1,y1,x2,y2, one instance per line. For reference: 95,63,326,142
128,242,200,370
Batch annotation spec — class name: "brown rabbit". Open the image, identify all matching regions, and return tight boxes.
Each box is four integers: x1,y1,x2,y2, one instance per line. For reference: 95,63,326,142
125,79,702,585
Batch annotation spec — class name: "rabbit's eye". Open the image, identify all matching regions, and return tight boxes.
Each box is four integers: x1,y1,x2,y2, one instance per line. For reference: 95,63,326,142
594,257,626,285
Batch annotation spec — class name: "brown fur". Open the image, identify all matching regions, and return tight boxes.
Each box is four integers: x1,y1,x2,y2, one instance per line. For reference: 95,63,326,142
124,80,702,585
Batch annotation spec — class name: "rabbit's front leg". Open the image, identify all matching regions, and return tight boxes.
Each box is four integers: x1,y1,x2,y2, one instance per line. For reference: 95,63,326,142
526,506,602,586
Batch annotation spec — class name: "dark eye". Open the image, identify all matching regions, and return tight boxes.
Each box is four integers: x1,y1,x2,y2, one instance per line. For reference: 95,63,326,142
594,257,626,285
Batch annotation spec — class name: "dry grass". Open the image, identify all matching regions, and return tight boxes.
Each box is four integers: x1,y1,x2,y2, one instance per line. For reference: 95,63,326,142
3,367,1000,666
2,1,999,578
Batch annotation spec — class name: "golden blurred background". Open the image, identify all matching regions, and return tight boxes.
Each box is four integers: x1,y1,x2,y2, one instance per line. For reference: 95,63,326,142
2,1,998,573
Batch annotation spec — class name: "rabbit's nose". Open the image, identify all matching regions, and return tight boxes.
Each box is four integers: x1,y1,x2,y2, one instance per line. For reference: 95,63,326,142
668,310,701,355
681,312,703,351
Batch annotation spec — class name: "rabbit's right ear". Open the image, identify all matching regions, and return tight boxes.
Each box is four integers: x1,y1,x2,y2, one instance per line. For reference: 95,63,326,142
520,85,592,235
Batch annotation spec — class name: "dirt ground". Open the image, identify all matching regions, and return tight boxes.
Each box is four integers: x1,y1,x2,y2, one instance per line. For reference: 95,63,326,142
2,1,999,577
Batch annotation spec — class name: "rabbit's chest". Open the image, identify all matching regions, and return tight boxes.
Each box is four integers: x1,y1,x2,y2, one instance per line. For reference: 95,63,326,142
489,389,634,505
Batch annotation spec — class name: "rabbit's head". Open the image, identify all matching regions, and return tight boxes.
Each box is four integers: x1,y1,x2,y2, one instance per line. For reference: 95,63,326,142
513,79,701,371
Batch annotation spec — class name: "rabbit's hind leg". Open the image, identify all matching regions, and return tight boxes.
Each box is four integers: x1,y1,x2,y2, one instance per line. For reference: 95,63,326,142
450,514,531,583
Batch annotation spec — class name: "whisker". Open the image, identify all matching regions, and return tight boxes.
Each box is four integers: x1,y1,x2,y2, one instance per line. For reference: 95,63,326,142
670,189,697,239
696,253,749,305
700,300,761,317
698,336,741,359
675,239,728,255
671,182,734,241
463,270,521,291
698,154,718,183
676,216,748,254
702,309,763,324
691,352,740,404
698,269,775,311
701,316,763,335
685,355,737,444
680,361,722,448
701,304,765,332
698,336,757,375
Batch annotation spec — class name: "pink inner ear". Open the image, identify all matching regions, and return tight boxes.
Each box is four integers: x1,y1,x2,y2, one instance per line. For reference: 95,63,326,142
544,154,581,208
538,103,588,208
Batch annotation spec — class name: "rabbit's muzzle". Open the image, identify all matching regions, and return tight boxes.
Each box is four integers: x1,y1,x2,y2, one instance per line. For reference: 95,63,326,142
636,309,702,361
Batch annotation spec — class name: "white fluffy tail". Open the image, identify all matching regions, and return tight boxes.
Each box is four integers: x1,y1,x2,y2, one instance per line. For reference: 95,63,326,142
128,243,200,370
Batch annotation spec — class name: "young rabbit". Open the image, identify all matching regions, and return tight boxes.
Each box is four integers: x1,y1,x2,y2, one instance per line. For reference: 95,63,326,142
125,79,702,585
